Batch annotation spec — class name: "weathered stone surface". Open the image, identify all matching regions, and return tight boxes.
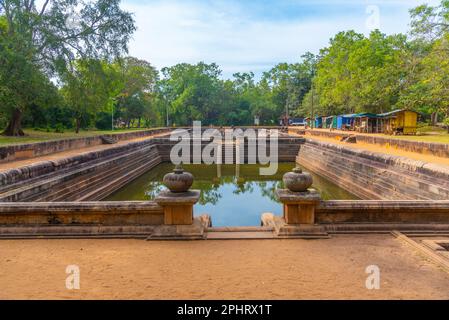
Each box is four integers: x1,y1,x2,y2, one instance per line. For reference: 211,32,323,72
155,190,201,225
148,215,211,240
298,139,449,200
154,190,200,205
275,189,321,203
0,134,308,203
282,167,313,192
162,165,194,193
0,128,170,163
316,200,449,224
261,212,329,238
276,189,321,225
0,201,164,226
304,129,449,157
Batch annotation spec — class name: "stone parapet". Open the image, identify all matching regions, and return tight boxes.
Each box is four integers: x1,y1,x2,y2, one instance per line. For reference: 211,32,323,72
303,129,449,158
0,201,164,226
0,128,171,163
298,139,449,200
316,200,449,224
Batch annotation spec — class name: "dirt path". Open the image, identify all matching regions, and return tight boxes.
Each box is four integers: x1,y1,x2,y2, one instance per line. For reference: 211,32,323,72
294,132,449,167
1,235,448,299
0,132,169,173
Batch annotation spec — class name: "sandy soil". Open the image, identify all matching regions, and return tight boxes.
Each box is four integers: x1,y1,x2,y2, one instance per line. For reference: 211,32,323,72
297,133,449,167
0,131,169,173
1,235,449,300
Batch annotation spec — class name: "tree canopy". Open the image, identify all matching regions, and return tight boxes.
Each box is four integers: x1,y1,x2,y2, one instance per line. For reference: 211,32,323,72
0,0,135,135
1,0,449,133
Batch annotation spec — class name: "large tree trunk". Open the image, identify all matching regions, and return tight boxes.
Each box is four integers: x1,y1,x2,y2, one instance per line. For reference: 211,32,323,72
431,112,438,126
75,118,81,134
2,108,25,136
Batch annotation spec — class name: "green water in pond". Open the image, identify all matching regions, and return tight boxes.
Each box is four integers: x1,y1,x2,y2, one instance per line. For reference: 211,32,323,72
106,163,358,227
106,163,358,226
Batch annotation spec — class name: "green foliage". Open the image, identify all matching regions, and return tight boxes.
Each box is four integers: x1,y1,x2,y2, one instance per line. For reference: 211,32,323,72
0,0,136,135
60,59,113,132
2,0,449,133
310,30,404,116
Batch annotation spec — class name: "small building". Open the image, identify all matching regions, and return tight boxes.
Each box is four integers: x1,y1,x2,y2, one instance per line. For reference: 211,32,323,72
353,113,381,133
323,116,334,129
337,114,356,130
315,116,323,128
378,109,418,135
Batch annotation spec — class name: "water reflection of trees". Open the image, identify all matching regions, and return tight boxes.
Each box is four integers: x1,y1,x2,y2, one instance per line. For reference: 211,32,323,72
141,163,294,204
144,181,165,200
193,181,222,205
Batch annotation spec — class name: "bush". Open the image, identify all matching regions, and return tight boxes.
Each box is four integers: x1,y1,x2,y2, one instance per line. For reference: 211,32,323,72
95,112,112,130
54,123,65,133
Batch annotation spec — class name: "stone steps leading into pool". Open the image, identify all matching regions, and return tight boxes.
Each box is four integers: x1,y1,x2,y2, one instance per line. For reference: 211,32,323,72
0,143,161,202
298,139,449,200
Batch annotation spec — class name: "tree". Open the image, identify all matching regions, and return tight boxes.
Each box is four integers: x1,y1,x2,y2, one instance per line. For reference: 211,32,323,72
310,30,404,116
410,0,449,41
113,57,158,128
262,55,315,119
60,59,114,133
405,0,449,125
159,62,224,126
0,0,135,135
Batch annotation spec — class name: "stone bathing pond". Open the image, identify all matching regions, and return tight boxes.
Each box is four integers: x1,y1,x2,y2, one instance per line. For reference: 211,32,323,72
106,162,358,227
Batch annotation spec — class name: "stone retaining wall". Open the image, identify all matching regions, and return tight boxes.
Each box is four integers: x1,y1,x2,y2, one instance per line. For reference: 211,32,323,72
0,138,162,202
155,137,304,163
0,128,170,163
302,129,449,158
316,200,449,224
297,139,449,200
0,202,164,225
1,200,449,238
0,135,304,202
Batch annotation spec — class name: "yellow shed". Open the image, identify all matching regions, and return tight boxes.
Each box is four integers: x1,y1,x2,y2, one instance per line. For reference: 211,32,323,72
379,109,418,135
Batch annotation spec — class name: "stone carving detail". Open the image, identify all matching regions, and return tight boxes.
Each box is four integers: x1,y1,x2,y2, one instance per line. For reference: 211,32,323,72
163,164,194,193
282,166,313,192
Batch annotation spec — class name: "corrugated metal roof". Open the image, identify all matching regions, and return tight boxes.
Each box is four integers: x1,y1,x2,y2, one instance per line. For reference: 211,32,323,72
378,109,418,117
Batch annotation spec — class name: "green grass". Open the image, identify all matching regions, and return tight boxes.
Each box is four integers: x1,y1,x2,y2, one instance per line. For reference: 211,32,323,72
381,134,449,144
0,128,156,146
376,126,449,144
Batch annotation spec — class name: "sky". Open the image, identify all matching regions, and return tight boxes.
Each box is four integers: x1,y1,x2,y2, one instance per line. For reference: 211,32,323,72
121,0,441,79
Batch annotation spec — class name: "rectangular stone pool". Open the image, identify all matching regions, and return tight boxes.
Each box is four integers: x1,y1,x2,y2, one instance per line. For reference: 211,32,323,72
105,163,358,226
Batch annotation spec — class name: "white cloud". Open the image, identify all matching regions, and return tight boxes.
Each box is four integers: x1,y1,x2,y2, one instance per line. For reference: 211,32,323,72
121,0,441,78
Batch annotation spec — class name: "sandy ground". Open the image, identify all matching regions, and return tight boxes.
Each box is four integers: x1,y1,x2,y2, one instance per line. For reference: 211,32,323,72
1,235,449,300
296,133,449,167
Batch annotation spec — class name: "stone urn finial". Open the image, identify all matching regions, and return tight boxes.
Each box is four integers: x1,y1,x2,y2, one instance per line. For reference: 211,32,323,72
163,163,194,193
283,165,313,192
